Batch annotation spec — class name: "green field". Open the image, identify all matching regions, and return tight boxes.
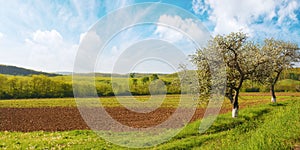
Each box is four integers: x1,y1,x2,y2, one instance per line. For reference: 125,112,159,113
1,69,299,99
1,92,299,108
0,93,299,149
0,95,183,108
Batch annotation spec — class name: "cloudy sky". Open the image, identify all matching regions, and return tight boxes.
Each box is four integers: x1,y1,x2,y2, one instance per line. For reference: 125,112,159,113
0,0,299,73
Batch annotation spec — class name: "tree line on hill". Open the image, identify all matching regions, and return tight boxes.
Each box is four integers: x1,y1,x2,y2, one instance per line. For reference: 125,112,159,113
0,73,183,99
0,68,298,100
0,65,58,76
0,75,72,99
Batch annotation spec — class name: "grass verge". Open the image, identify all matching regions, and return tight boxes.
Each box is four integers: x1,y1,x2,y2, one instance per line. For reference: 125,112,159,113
155,98,300,149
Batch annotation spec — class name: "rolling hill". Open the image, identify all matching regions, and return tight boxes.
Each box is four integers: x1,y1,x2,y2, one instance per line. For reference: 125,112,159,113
0,64,59,76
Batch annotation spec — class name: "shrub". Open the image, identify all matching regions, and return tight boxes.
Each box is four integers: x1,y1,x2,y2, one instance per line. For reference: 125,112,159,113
245,88,260,92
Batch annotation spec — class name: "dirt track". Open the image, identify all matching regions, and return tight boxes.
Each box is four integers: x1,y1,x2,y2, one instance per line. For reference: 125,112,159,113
0,107,231,132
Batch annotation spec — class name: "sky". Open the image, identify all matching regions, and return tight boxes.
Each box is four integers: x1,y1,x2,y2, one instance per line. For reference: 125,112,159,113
0,0,299,73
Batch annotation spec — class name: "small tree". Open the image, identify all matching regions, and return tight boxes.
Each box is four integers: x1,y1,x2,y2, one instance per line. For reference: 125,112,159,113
141,76,149,84
261,38,300,103
132,78,138,86
0,75,8,98
150,74,159,81
191,32,266,117
129,73,136,78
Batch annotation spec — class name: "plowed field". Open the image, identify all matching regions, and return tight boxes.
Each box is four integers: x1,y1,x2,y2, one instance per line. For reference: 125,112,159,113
0,107,232,132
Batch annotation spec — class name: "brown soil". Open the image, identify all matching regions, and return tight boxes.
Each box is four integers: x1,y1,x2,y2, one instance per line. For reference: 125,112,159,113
0,107,231,132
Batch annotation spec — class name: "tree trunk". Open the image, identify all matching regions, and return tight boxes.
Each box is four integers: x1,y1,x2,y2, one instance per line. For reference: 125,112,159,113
270,71,281,103
232,90,239,118
227,87,234,104
270,84,276,103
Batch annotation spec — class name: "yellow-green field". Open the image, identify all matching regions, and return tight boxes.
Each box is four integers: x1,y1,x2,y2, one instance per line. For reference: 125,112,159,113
0,93,299,149
1,92,299,108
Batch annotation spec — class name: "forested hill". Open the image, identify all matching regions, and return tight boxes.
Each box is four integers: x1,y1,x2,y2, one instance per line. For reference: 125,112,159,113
0,65,58,76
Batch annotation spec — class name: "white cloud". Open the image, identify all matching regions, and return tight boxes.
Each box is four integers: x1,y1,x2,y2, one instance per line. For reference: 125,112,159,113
25,29,77,72
95,29,142,73
155,26,183,43
0,32,3,42
110,39,190,74
192,0,211,15
204,0,276,35
76,30,103,73
154,15,209,44
31,30,63,46
92,4,164,73
79,32,87,43
0,1,141,73
278,0,299,25
192,0,299,35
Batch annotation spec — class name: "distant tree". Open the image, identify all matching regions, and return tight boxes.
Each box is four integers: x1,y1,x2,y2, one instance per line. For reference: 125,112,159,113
150,74,159,81
60,83,73,97
7,78,18,98
129,73,136,78
132,78,138,86
141,76,149,84
30,75,53,98
0,74,73,99
0,75,8,98
191,32,266,118
17,78,29,98
168,78,181,94
260,38,300,103
149,79,166,95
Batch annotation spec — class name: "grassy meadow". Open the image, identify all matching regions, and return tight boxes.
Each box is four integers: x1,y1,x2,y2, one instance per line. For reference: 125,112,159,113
0,93,299,149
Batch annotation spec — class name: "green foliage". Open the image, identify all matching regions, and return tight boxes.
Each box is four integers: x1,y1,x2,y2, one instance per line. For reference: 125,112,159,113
0,73,176,99
241,79,300,92
0,66,299,99
141,76,149,84
280,68,300,80
150,74,159,81
245,88,260,92
129,73,136,78
0,75,73,99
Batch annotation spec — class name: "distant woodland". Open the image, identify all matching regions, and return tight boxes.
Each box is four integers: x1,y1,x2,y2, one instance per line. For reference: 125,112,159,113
0,65,299,99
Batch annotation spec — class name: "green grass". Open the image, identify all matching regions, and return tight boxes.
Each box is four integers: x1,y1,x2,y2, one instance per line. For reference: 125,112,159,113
273,79,300,92
0,130,116,149
0,95,184,108
277,79,300,86
197,101,300,150
0,95,299,149
155,99,300,150
0,98,77,108
1,93,298,108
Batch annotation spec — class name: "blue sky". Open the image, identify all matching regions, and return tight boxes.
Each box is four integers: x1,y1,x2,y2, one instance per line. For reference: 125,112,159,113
0,0,299,72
